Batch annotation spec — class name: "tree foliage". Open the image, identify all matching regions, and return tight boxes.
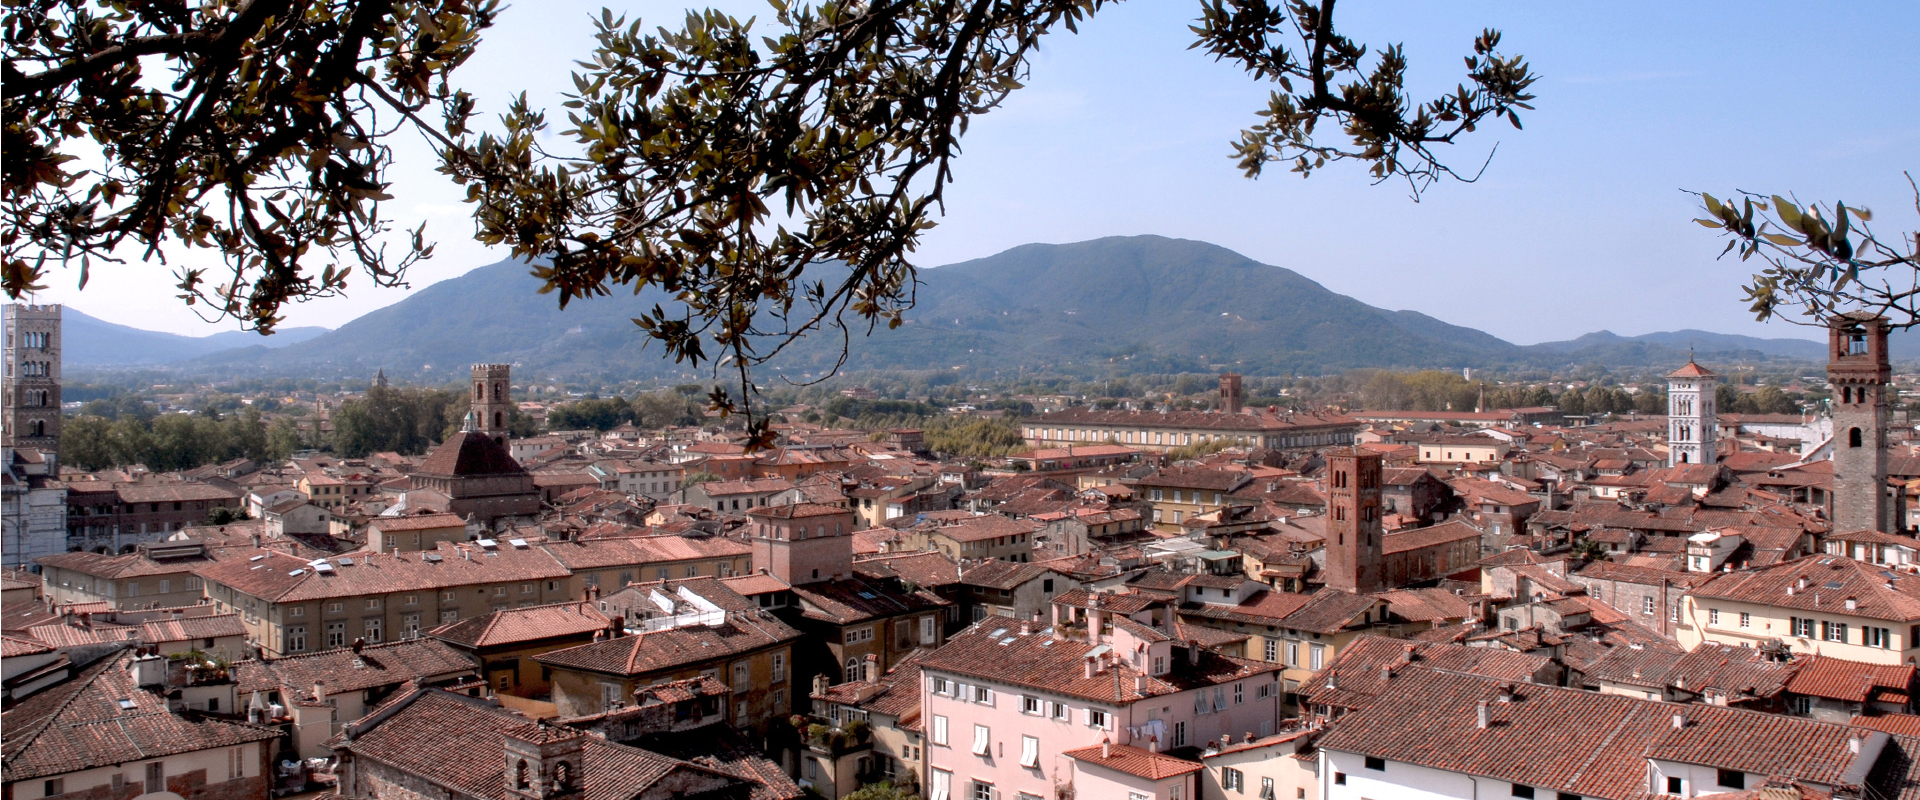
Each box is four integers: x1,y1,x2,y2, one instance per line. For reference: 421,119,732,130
329,385,463,457
1695,174,1920,330
3,0,498,331
921,416,1026,458
61,407,292,471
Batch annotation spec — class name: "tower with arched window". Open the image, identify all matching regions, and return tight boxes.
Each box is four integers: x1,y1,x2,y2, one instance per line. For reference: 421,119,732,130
471,363,514,447
1324,447,1385,594
3,303,61,451
1666,358,1718,468
503,720,584,800
1829,312,1893,533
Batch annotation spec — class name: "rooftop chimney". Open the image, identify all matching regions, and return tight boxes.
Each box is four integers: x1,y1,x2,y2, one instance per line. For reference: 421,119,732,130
1188,640,1201,666
1476,700,1490,729
1085,657,1097,679
1101,739,1111,759
1672,713,1686,730
130,651,166,689
1850,736,1864,754
314,679,327,702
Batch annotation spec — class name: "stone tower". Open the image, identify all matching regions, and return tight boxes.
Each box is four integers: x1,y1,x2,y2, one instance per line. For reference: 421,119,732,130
471,364,513,446
3,304,61,451
503,721,585,800
1829,312,1892,533
1324,447,1385,594
748,503,856,585
1666,357,1718,467
1219,372,1244,415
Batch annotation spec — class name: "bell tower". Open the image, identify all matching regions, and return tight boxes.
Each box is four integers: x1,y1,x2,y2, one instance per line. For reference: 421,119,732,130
3,304,61,451
1829,312,1892,533
471,364,513,447
1219,372,1244,415
1665,357,1718,468
1324,447,1385,594
504,721,585,800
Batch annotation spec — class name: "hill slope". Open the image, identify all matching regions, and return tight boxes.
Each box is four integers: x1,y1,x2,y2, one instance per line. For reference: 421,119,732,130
175,235,1850,379
61,308,328,366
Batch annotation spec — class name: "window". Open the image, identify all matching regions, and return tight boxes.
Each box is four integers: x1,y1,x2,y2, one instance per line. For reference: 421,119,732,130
1089,709,1108,729
932,677,951,695
1258,682,1274,699
1173,720,1187,747
971,782,994,800
971,724,991,756
1286,641,1299,667
1265,639,1278,662
973,685,993,705
1739,611,1751,628
846,626,874,644
440,609,458,625
1020,735,1040,768
1023,696,1041,715
402,614,420,639
366,598,381,609
1309,644,1324,671
1512,785,1534,799
846,658,862,683
1718,770,1745,790
290,606,304,617
1223,767,1245,792
1364,756,1386,771
922,615,937,644
930,769,952,800
772,653,786,682
1642,597,1655,615
1334,774,1347,786
1666,777,1683,795
44,779,64,797
326,622,347,648
600,683,623,711
285,626,306,652
733,662,750,690
363,618,383,643
1262,778,1276,800
932,715,949,746
146,762,166,794
1051,701,1070,721
159,579,170,593
1868,626,1893,649
1235,683,1245,704
1792,617,1816,638
1823,621,1849,643
328,602,344,613
1708,608,1720,626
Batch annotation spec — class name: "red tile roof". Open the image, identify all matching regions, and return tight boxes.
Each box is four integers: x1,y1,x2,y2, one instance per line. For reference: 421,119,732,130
1061,743,1205,779
430,601,611,649
416,431,528,477
1786,655,1916,704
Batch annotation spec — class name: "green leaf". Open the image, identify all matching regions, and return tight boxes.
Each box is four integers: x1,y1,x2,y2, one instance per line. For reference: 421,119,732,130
1760,232,1800,246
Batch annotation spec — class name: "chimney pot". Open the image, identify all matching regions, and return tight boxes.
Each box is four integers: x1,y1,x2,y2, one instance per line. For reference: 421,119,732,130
1672,713,1685,730
1101,739,1111,759
1476,700,1490,729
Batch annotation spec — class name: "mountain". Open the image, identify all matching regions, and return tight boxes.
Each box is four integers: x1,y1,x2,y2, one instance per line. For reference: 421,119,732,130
61,308,329,366
151,235,1850,380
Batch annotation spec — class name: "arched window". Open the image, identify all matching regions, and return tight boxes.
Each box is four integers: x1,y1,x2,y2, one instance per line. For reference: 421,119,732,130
515,760,530,790
553,762,570,792
845,657,861,683
1850,427,1864,448
495,383,504,401
495,412,505,428
1679,452,1689,464
475,382,484,399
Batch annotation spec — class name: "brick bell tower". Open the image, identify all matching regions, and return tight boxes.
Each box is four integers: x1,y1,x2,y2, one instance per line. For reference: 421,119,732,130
471,364,513,447
1324,447,1385,594
1828,312,1894,533
3,304,62,451
1219,372,1244,415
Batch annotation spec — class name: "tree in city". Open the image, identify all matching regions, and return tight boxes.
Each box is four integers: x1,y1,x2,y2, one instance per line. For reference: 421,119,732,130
1695,173,1919,329
9,0,1537,445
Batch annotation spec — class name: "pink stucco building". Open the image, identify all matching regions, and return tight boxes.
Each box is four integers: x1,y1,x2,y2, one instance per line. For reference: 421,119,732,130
918,595,1282,800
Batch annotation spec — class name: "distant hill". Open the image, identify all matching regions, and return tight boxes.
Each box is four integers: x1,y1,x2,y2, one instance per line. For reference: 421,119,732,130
101,234,1858,379
61,308,328,366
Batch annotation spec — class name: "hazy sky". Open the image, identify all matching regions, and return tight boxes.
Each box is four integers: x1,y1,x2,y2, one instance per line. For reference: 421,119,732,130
26,0,1919,346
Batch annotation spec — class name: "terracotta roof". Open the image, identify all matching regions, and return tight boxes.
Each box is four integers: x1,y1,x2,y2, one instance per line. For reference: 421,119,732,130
533,610,799,677
416,431,528,477
853,552,963,587
1304,634,1552,711
792,576,950,625
2,653,280,781
1277,589,1380,634
335,688,748,800
431,601,611,649
1382,520,1483,555
745,502,847,520
1668,359,1718,378
1854,713,1920,737
1585,642,1795,700
368,513,469,531
1026,407,1357,433
1,634,52,657
1786,655,1916,705
195,543,571,603
113,483,244,503
927,514,1042,543
1689,555,1920,622
960,560,1058,591
1061,743,1205,779
233,638,476,697
916,615,1279,705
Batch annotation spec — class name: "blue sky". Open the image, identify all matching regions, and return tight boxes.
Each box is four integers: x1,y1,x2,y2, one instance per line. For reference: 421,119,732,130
33,0,1919,345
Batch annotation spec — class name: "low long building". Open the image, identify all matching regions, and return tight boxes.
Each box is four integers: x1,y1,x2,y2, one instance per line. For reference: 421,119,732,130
1021,407,1358,453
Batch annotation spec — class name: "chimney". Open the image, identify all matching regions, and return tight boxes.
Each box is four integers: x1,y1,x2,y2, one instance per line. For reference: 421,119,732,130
1188,640,1201,666
1020,620,1033,636
1476,700,1490,729
1380,665,1393,681
1101,739,1111,759
1085,656,1097,679
1850,736,1864,754
813,674,830,696
865,654,881,684
130,651,166,689
313,679,327,703
1672,713,1686,730
1135,674,1147,694
1326,672,1339,690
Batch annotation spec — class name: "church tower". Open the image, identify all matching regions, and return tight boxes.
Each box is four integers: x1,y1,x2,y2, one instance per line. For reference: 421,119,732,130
471,364,513,446
1666,357,1718,467
3,304,61,451
503,721,584,800
1829,312,1892,533
1219,373,1244,415
1324,447,1384,594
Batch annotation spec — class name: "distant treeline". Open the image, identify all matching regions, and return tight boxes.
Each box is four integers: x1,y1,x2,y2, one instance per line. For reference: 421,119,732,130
62,407,303,472
542,388,709,432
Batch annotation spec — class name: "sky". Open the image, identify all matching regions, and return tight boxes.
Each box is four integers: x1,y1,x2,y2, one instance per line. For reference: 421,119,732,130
25,0,1920,346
